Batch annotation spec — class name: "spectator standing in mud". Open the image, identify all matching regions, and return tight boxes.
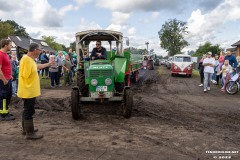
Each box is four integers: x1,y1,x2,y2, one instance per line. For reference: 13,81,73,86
56,51,64,78
17,43,52,140
203,52,215,93
0,39,15,121
198,54,206,87
211,54,219,84
217,51,225,85
62,54,72,86
10,55,19,97
219,60,232,92
90,40,107,60
49,55,60,88
67,48,75,82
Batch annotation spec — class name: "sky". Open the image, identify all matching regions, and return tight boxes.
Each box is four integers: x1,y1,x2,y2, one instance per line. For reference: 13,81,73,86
1,0,240,56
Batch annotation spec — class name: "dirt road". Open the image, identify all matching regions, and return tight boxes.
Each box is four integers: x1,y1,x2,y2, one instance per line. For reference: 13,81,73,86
1,66,239,160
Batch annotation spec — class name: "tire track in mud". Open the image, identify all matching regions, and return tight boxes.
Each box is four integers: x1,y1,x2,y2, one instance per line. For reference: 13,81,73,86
133,66,240,147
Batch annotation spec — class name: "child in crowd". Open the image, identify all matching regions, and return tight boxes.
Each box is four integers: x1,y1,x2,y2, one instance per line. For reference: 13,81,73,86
218,60,232,92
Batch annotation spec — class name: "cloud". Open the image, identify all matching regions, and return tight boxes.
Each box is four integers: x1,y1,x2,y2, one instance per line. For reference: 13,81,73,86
111,12,131,25
186,0,240,50
96,0,188,13
106,24,126,32
198,0,224,11
0,0,83,28
78,18,102,31
0,0,21,11
74,0,93,6
138,12,160,23
59,4,79,17
128,27,136,35
26,26,76,47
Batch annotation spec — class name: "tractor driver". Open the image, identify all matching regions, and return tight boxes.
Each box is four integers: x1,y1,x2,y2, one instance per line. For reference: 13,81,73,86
90,41,107,60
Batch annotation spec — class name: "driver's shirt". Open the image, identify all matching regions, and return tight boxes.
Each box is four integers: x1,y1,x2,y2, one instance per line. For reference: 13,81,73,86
90,47,107,60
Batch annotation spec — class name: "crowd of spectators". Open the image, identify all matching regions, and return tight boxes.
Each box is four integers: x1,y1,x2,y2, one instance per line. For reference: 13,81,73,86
198,50,239,92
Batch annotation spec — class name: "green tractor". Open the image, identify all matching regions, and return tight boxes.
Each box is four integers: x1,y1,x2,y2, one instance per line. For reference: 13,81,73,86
71,30,140,120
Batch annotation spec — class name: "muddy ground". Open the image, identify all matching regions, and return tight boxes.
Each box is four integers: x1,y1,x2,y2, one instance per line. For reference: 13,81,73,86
1,66,240,160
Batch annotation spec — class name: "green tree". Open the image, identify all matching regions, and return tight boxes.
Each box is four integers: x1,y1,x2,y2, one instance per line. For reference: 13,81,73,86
0,20,14,39
61,44,68,52
4,20,29,37
69,41,76,51
193,42,222,57
42,36,63,51
158,18,189,56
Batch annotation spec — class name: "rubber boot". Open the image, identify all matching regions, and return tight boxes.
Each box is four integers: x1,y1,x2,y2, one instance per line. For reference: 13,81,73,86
24,119,43,140
22,113,38,135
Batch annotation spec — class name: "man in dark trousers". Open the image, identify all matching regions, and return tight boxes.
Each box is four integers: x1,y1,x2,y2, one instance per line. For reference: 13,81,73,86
18,43,52,140
90,40,107,60
0,39,15,121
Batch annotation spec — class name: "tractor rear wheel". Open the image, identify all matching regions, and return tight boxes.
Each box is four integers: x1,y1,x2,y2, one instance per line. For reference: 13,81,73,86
77,69,88,96
122,88,133,118
71,89,81,120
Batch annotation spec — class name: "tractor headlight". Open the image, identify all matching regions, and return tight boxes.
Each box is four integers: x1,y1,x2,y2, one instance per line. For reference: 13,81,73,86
91,79,98,86
105,78,112,85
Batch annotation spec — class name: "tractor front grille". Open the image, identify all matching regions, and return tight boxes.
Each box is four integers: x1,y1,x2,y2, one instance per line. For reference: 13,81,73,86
89,70,112,78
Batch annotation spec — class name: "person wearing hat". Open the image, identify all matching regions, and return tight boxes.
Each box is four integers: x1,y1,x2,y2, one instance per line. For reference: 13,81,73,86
202,51,215,93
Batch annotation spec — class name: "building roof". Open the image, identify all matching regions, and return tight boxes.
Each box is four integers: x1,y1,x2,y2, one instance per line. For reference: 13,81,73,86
231,40,240,46
9,36,54,52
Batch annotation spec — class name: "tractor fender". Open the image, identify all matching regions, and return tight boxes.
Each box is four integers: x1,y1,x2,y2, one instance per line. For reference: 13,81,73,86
72,86,79,90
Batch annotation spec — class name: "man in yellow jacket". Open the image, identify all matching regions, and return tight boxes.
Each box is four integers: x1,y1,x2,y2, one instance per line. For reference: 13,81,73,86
18,43,52,140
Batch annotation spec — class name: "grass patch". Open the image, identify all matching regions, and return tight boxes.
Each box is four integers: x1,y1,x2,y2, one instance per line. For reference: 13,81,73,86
192,69,200,77
40,78,53,89
40,76,76,89
157,66,165,75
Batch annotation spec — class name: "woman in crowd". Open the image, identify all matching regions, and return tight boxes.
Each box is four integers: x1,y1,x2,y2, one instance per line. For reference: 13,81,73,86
217,51,225,86
219,60,232,92
212,54,219,84
198,54,206,87
49,55,59,88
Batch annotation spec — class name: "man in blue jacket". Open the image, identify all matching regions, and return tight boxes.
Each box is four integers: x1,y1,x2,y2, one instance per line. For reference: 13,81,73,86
224,50,237,76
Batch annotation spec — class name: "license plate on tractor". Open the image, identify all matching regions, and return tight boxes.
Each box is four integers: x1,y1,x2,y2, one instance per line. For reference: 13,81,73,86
96,86,107,92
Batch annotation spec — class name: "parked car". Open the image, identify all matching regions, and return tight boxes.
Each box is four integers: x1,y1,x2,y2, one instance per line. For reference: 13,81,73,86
171,54,193,77
166,57,173,69
154,58,160,66
160,59,166,65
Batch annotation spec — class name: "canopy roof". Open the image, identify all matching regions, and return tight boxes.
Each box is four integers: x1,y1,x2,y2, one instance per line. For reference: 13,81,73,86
75,30,123,42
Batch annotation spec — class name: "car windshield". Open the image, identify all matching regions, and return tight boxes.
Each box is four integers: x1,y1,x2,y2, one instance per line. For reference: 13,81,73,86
174,56,191,62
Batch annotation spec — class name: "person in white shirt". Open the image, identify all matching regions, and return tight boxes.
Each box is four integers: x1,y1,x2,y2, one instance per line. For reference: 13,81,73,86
203,51,215,93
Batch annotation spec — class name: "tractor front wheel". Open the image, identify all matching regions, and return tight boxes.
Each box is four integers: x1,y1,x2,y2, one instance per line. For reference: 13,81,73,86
122,88,133,118
71,89,81,120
